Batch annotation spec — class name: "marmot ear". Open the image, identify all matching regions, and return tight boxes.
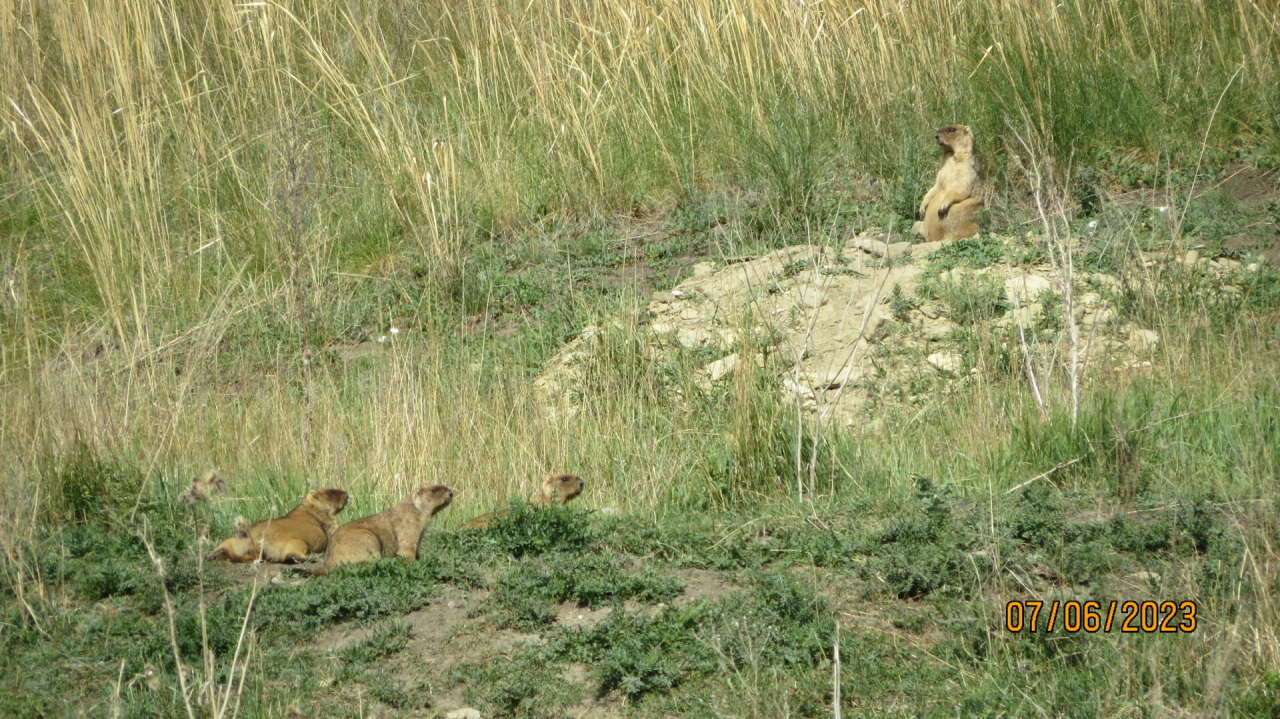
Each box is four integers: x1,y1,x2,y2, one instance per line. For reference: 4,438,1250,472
412,489,430,511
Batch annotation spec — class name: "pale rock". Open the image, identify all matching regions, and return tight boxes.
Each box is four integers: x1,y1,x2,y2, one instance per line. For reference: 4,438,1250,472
1127,571,1161,583
650,322,676,334
922,321,955,342
1129,329,1160,351
804,363,863,390
716,328,739,348
920,304,942,320
646,301,670,316
446,710,483,719
677,327,712,348
1217,258,1242,271
886,242,913,259
927,352,962,373
797,286,828,308
692,261,716,277
1182,249,1199,268
679,308,700,320
910,220,926,239
863,308,892,342
651,291,675,303
1247,263,1260,272
783,378,814,398
1078,293,1101,308
782,378,817,411
857,238,890,258
703,354,739,382
1004,274,1054,304
1081,307,1115,328
1090,273,1121,290
533,376,561,395
1008,303,1043,327
913,240,948,256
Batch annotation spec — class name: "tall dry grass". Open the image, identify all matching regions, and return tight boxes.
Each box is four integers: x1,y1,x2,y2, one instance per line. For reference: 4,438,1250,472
0,0,1277,527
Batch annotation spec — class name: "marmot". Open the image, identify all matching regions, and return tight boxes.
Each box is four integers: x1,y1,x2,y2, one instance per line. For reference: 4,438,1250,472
209,488,349,563
460,473,584,530
918,124,982,243
178,469,228,505
307,483,454,575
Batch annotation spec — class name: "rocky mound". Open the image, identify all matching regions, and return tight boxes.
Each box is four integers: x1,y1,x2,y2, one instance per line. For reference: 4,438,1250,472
534,232,1258,423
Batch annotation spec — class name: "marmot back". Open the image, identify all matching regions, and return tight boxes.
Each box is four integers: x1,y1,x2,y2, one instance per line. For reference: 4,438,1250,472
209,488,349,563
306,483,454,575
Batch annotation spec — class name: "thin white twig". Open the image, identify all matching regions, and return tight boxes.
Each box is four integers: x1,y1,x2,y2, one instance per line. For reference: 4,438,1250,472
832,620,842,719
1006,458,1081,494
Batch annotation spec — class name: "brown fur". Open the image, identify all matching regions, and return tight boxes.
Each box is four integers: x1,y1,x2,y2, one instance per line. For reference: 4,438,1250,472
306,484,454,575
208,488,348,563
178,470,228,505
461,474,584,530
918,125,982,243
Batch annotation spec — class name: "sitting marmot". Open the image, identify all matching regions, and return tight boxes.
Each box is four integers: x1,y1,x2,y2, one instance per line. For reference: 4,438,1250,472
209,488,349,563
306,483,454,575
460,473,584,530
918,124,982,243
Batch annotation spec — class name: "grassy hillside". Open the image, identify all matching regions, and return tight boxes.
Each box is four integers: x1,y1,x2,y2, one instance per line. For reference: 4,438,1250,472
2,0,1280,716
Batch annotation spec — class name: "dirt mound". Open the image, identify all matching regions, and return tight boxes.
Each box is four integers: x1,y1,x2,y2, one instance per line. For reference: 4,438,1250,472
534,231,1258,423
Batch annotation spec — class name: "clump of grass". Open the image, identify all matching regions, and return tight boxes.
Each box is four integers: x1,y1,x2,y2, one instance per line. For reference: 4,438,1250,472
922,275,1010,325
889,283,921,322
453,650,583,719
249,557,483,639
921,237,1007,277
551,571,834,702
492,553,683,630
455,503,597,560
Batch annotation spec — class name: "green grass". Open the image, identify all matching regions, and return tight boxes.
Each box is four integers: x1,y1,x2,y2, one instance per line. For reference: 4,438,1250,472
3,0,1280,715
1,449,1276,716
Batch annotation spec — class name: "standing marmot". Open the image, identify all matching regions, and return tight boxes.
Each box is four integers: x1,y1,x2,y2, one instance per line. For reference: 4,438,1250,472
307,483,454,575
918,124,982,243
209,488,349,563
460,473,585,530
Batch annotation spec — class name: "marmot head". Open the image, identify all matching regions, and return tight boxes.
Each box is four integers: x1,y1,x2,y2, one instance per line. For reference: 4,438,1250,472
304,488,350,515
411,483,454,516
935,124,974,154
543,474,584,505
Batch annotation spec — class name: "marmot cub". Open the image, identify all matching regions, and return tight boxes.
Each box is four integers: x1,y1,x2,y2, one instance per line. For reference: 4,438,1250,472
460,473,585,530
918,124,982,243
308,483,454,575
209,488,349,563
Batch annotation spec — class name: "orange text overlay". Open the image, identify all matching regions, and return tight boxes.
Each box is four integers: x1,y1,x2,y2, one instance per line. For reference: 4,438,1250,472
1004,600,1198,633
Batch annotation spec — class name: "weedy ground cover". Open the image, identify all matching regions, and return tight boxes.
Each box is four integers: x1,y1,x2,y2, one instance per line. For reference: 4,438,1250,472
3,0,1280,716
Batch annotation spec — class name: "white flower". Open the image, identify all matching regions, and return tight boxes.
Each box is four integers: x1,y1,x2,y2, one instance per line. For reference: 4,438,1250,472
390,327,401,335
378,335,387,343
1087,220,1098,229
1156,206,1168,213
602,507,616,515
672,290,684,298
